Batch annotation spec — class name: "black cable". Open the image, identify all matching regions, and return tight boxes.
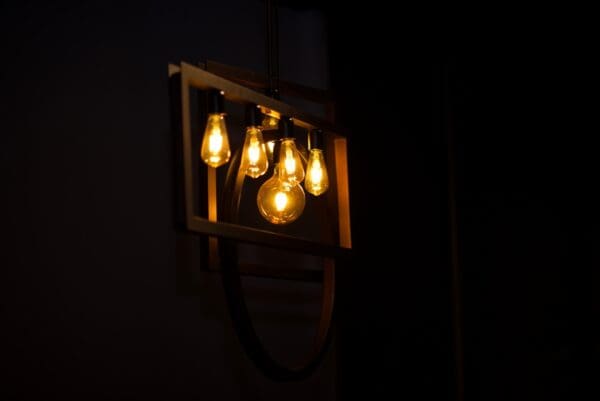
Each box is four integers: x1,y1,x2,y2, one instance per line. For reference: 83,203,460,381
265,0,280,99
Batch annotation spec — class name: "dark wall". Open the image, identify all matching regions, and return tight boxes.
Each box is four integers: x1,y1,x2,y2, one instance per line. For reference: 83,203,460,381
0,1,334,400
450,45,591,401
327,12,456,401
327,8,593,401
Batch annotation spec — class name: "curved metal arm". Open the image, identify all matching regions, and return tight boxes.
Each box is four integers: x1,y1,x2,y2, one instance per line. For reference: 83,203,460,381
218,148,336,381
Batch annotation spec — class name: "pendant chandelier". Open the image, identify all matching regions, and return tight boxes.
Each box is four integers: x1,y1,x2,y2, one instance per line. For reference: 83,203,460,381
169,0,351,381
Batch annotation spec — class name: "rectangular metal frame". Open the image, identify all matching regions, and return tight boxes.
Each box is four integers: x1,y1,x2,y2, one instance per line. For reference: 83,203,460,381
170,62,351,259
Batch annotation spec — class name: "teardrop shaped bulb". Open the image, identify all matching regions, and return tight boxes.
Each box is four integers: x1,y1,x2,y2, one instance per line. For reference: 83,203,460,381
240,126,268,178
278,139,305,184
200,113,231,167
304,148,329,196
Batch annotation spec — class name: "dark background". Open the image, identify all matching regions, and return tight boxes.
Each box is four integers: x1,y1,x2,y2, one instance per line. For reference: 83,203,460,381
1,1,595,400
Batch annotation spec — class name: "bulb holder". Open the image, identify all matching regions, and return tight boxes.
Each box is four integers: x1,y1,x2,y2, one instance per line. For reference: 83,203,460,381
278,116,294,139
245,103,262,127
309,129,324,150
207,89,225,114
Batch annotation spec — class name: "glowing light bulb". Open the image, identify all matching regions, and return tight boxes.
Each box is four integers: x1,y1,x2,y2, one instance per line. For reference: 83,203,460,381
200,113,231,167
304,148,329,196
274,192,288,211
240,126,268,178
257,164,305,225
278,139,304,184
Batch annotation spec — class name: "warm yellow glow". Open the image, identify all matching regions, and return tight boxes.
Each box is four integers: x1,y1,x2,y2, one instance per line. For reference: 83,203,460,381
208,130,223,153
261,114,279,129
200,114,230,167
267,141,275,155
274,191,288,211
284,147,296,174
304,149,329,196
256,163,305,225
240,126,268,178
278,139,304,184
311,159,323,182
248,141,260,164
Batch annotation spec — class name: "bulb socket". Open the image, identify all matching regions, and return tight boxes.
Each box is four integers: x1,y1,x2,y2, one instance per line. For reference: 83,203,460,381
278,116,294,139
207,89,225,114
309,129,324,150
245,103,262,127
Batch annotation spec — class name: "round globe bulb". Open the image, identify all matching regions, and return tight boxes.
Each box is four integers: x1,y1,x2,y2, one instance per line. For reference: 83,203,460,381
257,164,305,225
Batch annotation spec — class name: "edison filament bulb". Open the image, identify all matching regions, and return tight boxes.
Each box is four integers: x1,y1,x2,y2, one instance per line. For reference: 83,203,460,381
239,104,268,178
200,114,231,167
278,138,304,184
304,148,329,195
200,90,230,168
240,126,268,178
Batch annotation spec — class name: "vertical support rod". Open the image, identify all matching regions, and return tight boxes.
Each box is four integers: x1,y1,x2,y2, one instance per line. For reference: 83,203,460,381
265,0,280,98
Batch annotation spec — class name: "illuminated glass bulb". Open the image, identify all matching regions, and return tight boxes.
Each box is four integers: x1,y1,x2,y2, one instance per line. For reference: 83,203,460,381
256,164,305,225
304,148,329,196
240,126,268,178
200,113,231,167
278,139,305,184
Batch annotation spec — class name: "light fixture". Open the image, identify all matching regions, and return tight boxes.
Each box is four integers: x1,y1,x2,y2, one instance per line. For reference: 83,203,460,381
169,0,351,383
170,59,352,381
